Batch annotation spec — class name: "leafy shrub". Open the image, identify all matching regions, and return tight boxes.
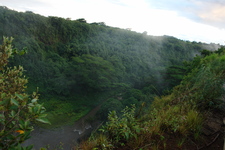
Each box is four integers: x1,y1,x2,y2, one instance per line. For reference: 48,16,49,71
99,105,142,147
0,37,50,149
148,94,203,137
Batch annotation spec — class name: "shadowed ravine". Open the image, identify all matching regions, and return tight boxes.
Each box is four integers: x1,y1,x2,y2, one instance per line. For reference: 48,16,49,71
23,105,102,150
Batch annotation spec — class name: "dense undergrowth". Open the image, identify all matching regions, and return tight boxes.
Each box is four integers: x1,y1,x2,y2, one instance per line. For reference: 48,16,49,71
0,6,220,128
37,90,122,128
77,47,225,150
1,6,225,149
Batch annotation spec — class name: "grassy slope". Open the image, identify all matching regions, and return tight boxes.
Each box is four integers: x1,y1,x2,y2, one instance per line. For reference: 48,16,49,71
77,49,225,150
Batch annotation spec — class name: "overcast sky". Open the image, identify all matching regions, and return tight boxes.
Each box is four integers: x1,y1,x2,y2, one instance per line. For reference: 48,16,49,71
1,0,225,45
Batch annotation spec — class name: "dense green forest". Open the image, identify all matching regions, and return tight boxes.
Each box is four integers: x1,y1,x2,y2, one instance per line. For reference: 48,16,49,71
0,6,219,95
1,6,225,149
79,46,225,150
0,6,221,125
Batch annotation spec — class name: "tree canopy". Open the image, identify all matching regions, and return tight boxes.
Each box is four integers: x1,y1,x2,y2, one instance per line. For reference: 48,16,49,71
0,6,220,99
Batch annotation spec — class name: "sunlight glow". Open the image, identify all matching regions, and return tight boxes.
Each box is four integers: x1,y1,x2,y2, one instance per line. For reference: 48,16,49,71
1,0,225,44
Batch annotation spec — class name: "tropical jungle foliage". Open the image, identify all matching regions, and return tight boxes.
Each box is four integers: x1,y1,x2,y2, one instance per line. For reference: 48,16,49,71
0,6,219,97
0,37,49,149
77,46,225,150
0,6,224,149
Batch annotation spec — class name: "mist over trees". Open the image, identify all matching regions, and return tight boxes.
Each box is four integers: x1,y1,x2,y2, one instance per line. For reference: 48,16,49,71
1,6,225,149
0,6,220,99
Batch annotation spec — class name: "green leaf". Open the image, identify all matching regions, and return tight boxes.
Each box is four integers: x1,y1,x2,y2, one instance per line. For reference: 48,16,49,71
38,114,47,118
15,93,24,100
24,120,30,128
33,106,38,113
31,99,38,103
13,144,23,150
1,93,6,98
124,132,129,140
10,98,19,106
0,99,8,105
28,106,33,113
11,110,16,117
19,123,24,130
36,117,51,124
28,103,34,107
21,101,26,106
19,49,27,56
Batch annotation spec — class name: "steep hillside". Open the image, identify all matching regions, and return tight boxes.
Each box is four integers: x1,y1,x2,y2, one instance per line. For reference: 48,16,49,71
0,6,220,97
0,6,221,128
77,47,225,150
1,6,225,149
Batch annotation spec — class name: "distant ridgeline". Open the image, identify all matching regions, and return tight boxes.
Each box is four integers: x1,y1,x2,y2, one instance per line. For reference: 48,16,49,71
0,6,221,97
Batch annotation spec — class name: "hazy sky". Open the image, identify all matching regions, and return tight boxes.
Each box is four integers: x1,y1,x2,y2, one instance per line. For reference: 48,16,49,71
1,0,225,44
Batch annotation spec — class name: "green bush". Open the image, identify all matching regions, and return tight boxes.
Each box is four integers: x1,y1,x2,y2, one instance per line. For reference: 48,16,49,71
100,105,142,147
0,37,50,149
